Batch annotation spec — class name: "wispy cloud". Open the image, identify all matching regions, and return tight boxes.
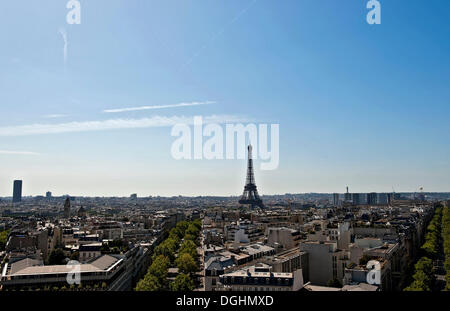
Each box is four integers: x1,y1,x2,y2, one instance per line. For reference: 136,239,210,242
44,114,68,119
103,101,215,113
58,28,68,65
0,150,40,156
0,115,250,137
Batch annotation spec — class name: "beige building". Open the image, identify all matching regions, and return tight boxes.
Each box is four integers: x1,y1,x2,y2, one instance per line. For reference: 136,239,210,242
300,241,349,286
267,227,301,250
219,264,304,291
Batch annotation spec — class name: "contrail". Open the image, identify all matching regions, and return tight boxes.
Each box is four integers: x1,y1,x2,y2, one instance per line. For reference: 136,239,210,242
103,101,215,113
58,28,68,66
180,0,258,71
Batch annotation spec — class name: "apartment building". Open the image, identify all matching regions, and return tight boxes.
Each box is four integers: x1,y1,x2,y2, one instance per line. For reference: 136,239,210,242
300,241,349,286
218,264,304,291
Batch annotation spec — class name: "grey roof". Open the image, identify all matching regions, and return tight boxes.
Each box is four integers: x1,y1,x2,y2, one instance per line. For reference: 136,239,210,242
90,254,120,270
8,255,121,276
205,256,234,271
10,258,43,275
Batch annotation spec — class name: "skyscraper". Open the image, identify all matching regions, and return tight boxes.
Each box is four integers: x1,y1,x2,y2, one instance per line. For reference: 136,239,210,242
352,193,367,205
12,180,22,203
344,186,352,202
64,197,71,218
367,192,378,205
333,193,340,206
377,193,389,205
46,191,52,198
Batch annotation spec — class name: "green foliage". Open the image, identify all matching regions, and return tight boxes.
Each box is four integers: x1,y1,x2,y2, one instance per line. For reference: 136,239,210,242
110,246,121,254
47,248,66,265
175,253,197,275
153,238,179,262
359,254,372,266
0,229,10,251
404,206,444,291
135,274,160,291
70,251,79,261
185,224,200,239
442,205,450,291
192,219,202,231
101,239,129,254
135,220,201,291
170,273,195,291
421,208,442,259
175,221,190,236
179,239,198,261
404,261,434,292
148,255,170,284
168,228,182,242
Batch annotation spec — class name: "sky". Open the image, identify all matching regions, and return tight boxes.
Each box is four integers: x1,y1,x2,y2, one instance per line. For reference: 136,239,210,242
0,0,449,197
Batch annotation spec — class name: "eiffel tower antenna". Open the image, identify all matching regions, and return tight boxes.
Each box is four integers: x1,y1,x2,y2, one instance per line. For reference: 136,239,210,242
239,143,264,209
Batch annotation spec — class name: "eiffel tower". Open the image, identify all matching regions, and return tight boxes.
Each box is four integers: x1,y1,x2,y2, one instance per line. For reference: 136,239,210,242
239,144,264,209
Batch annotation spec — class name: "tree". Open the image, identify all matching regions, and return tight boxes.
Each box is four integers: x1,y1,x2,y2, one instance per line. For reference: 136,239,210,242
169,227,183,241
0,229,9,251
70,251,79,261
153,238,178,262
359,255,372,266
192,219,202,231
170,273,195,291
110,246,121,254
184,234,198,245
148,255,170,284
176,221,189,236
175,253,197,275
48,248,66,265
421,239,438,259
179,240,198,261
135,274,160,291
404,257,434,291
185,224,200,238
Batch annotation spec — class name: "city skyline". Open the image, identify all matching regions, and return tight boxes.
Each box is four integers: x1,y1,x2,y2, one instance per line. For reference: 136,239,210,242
1,0,450,196
0,177,445,198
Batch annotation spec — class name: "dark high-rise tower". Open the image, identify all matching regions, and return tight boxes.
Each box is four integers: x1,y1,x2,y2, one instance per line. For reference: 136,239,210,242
64,197,71,218
12,180,22,203
344,186,352,202
239,144,264,209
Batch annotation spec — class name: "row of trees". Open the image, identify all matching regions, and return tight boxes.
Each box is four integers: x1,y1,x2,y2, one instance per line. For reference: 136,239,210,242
135,219,202,291
421,207,443,259
404,207,442,291
442,205,450,290
4,282,109,292
0,229,9,251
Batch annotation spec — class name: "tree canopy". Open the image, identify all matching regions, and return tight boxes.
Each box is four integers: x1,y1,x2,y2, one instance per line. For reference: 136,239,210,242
170,273,195,291
48,248,66,265
136,274,160,291
175,253,197,275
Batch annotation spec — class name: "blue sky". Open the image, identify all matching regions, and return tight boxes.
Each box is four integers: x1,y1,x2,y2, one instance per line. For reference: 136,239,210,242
0,0,449,197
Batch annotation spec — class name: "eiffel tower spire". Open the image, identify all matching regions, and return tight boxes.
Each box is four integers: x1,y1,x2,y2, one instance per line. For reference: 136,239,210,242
239,144,264,209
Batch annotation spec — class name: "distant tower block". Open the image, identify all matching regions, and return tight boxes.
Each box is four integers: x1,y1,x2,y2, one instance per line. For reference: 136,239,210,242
13,180,22,203
64,197,71,218
239,144,264,209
